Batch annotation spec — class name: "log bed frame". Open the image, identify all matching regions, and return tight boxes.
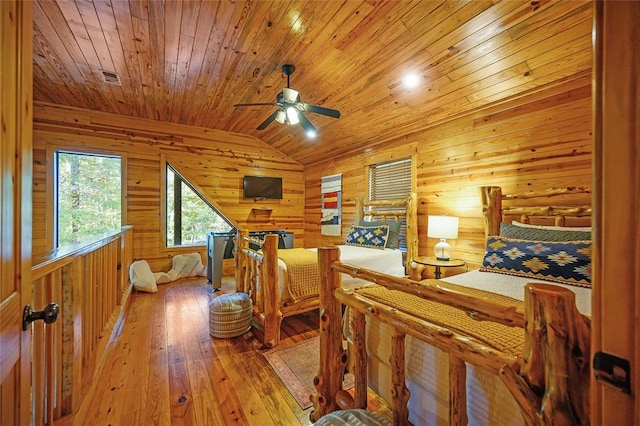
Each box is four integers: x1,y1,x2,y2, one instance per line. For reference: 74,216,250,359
235,193,418,348
310,186,592,425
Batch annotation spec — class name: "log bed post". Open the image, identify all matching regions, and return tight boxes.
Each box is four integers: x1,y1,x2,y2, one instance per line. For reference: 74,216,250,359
261,234,282,348
405,192,418,273
235,230,248,294
521,282,591,425
311,247,346,422
481,186,502,238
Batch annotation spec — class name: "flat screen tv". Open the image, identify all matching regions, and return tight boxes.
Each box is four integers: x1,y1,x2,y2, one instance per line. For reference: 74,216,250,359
243,176,283,200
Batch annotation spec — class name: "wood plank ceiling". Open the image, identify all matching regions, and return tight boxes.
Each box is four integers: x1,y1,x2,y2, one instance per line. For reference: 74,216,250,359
32,0,593,166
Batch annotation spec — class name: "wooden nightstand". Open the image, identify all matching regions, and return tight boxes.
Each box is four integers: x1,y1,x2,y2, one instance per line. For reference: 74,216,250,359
411,256,466,280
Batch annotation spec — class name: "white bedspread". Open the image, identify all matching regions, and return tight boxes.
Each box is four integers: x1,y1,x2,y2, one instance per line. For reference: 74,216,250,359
351,270,592,425
445,269,591,316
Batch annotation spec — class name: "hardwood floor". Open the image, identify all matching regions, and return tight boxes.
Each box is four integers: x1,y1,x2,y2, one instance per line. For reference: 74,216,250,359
56,277,390,425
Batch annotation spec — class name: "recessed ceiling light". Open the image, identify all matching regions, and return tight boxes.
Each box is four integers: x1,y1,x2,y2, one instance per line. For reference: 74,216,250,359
402,73,420,89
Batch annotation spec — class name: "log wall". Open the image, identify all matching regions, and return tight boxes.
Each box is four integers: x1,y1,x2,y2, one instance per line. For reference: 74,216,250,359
32,102,304,272
34,79,593,275
304,79,593,272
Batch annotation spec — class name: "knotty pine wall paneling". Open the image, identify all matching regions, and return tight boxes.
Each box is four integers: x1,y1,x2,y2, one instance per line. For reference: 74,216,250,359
33,102,304,273
305,81,593,272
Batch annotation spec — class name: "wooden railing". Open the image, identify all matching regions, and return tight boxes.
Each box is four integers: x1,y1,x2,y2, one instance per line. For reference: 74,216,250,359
311,246,591,425
30,226,134,425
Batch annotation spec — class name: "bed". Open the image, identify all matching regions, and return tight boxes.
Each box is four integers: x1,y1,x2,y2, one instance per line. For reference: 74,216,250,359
310,186,592,425
234,193,418,348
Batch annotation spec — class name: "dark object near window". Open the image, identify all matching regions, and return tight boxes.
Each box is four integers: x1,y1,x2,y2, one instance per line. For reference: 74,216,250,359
243,176,283,199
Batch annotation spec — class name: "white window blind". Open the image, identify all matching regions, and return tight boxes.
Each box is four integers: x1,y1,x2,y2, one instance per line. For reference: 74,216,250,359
369,158,412,200
368,158,412,252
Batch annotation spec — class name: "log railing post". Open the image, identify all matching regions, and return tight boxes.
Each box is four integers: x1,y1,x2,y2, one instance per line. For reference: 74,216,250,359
352,310,368,408
521,283,590,425
390,331,410,425
311,247,344,422
449,354,468,425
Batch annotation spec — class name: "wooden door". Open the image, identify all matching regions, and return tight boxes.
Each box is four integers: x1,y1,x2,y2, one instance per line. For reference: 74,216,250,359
592,1,640,424
0,1,33,425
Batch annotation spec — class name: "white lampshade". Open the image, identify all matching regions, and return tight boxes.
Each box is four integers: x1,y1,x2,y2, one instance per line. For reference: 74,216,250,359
286,106,299,125
275,110,286,124
427,215,459,260
282,87,299,103
427,215,459,239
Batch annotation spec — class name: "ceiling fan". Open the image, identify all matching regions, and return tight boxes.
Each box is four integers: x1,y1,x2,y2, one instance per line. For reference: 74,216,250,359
234,64,341,137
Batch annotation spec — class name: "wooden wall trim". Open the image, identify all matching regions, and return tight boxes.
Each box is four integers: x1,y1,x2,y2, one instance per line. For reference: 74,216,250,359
591,1,640,423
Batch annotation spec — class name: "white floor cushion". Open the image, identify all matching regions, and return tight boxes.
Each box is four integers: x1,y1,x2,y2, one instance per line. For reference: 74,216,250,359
130,260,157,293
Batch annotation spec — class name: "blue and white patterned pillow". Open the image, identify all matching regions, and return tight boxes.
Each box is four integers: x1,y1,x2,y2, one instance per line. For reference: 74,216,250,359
345,225,389,250
480,236,591,288
360,220,401,249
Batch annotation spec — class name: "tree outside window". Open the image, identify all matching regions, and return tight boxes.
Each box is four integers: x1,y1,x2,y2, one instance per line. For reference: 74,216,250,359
56,152,122,246
166,165,234,247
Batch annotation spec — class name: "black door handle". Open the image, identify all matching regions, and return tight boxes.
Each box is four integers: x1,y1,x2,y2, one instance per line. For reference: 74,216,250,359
22,303,59,330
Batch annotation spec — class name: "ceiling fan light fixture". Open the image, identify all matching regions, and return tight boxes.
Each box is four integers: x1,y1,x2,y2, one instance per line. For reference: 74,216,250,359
275,110,286,124
234,63,340,133
286,107,299,125
283,87,299,103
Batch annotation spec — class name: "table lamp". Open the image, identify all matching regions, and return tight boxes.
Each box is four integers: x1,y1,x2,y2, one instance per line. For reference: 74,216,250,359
427,215,459,260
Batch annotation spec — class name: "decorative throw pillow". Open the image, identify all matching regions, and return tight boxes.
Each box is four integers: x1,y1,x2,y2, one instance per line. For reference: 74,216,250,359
360,220,401,249
499,222,591,242
345,225,389,249
481,236,591,288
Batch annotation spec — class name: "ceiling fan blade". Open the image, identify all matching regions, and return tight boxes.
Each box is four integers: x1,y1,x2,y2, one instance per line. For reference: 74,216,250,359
234,102,278,108
302,103,341,119
256,110,280,130
297,112,317,135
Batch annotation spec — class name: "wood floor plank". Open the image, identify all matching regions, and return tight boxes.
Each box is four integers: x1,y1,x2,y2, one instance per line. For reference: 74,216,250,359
55,277,391,425
83,286,151,423
118,286,153,424
145,285,172,425
181,285,232,426
165,284,197,425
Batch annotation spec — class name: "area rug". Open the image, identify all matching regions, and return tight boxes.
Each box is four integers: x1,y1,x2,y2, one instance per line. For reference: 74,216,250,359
263,336,354,409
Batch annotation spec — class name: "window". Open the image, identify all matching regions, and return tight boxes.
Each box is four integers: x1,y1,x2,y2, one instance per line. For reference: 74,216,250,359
166,165,234,246
368,158,412,251
368,158,412,200
56,152,122,246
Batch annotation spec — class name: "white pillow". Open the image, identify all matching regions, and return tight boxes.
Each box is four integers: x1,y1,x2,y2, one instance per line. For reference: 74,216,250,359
511,220,591,232
154,272,172,284
166,253,207,281
130,260,157,293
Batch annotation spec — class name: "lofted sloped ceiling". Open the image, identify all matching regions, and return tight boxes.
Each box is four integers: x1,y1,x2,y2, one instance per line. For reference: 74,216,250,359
32,0,592,165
